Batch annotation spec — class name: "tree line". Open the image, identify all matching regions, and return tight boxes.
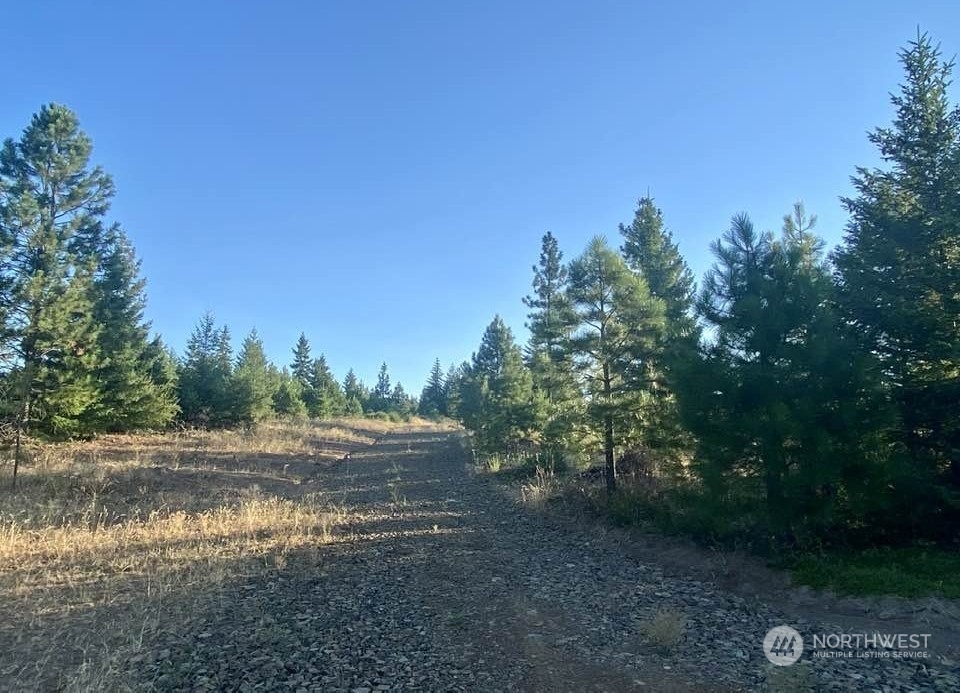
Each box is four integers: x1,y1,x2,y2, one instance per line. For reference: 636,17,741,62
447,35,960,548
0,104,426,479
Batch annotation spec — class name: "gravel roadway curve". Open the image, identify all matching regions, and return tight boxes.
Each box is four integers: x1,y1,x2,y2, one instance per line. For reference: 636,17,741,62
133,428,959,692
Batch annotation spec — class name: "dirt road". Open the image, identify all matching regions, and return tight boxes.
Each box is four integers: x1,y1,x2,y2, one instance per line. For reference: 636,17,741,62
116,429,956,692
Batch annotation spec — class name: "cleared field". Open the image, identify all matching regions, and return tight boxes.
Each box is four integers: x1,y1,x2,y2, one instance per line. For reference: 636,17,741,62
0,418,437,691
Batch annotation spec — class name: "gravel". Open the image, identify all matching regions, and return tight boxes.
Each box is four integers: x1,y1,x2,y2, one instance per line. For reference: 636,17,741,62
126,430,959,692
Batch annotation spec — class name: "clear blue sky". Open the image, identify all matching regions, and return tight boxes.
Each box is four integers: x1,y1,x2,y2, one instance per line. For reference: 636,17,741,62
5,1,960,391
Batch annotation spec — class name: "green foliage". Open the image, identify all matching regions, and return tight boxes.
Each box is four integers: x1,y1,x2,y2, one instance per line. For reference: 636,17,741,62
835,32,960,535
309,354,345,418
178,313,234,426
783,548,960,599
619,197,695,327
0,104,112,437
272,369,307,418
685,208,894,541
523,232,583,461
418,358,446,417
459,316,541,454
342,368,367,409
368,362,392,412
232,329,276,423
565,237,667,492
84,229,178,431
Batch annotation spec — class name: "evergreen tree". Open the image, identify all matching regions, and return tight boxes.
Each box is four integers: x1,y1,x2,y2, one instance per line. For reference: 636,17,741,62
273,369,307,417
83,229,178,431
0,104,108,443
619,197,695,326
370,362,391,412
523,232,581,460
309,355,344,418
291,332,312,384
459,316,539,453
687,209,892,539
342,368,366,415
443,362,467,419
179,313,233,426
834,33,960,509
565,237,666,493
418,358,446,417
390,382,415,417
618,197,698,461
290,332,319,414
232,329,275,423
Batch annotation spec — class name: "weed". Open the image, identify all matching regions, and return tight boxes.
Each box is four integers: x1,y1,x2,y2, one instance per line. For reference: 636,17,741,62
639,608,687,648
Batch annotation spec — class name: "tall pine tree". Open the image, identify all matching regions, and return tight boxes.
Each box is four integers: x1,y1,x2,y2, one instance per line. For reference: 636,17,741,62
0,104,108,444
835,33,960,509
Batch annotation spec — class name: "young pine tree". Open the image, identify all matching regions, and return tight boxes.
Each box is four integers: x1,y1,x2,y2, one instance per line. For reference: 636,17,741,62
232,329,275,423
418,358,446,417
370,362,392,412
309,355,344,418
565,237,666,493
179,314,234,426
342,368,366,415
523,232,581,461
687,209,891,540
459,316,540,454
273,368,307,417
84,229,178,431
618,197,698,462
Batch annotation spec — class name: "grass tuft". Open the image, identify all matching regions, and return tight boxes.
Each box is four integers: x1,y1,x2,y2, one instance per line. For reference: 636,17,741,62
639,607,687,648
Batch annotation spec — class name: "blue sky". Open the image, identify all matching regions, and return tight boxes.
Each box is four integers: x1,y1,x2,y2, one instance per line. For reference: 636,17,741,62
5,1,960,391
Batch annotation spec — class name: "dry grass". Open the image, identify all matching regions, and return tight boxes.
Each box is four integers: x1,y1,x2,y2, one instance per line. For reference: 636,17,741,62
0,417,413,691
639,607,688,648
520,466,560,508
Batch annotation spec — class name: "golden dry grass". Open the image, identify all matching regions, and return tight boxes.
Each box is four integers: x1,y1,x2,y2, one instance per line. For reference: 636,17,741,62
0,417,419,691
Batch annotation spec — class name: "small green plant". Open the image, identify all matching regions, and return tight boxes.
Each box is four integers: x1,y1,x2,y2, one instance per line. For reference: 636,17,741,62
639,608,687,648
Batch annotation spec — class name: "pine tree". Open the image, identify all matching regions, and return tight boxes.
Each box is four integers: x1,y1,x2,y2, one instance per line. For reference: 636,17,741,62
291,333,312,385
179,313,233,426
523,232,581,460
83,229,178,431
688,209,892,539
565,237,666,493
443,362,467,419
390,382,414,417
835,33,960,505
290,333,318,415
273,369,306,417
459,316,539,454
309,355,344,418
619,197,695,326
342,368,366,415
618,197,698,461
370,362,391,412
0,104,109,447
418,358,446,417
233,329,275,423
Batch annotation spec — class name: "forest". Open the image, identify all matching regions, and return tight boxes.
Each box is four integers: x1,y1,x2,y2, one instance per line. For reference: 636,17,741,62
1,34,957,555
447,34,960,554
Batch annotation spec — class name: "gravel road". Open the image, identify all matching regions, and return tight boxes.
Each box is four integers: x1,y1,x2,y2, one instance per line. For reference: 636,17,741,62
131,429,959,692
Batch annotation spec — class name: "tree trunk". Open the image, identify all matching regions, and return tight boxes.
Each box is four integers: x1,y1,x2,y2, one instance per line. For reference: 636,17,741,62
604,413,616,495
603,363,616,495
